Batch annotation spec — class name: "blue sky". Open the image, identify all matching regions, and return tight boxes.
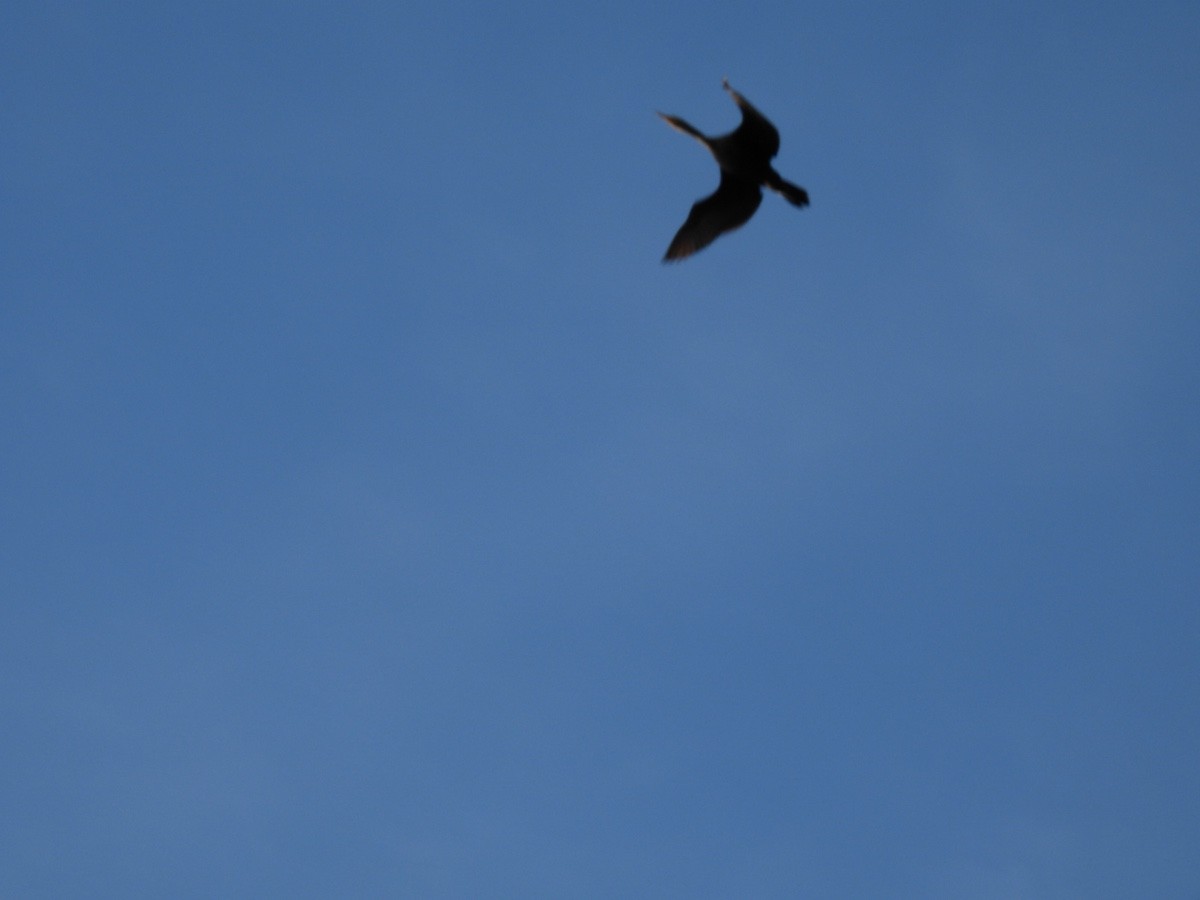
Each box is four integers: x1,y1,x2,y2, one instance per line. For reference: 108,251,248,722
3,2,1198,896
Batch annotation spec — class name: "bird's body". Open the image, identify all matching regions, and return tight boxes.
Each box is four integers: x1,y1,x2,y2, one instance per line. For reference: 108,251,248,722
659,80,809,261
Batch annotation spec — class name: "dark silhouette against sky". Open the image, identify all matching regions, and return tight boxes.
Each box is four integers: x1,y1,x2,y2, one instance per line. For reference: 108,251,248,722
3,3,1198,897
660,80,809,260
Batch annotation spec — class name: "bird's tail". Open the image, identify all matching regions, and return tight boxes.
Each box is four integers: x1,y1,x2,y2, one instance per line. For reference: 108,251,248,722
766,170,810,208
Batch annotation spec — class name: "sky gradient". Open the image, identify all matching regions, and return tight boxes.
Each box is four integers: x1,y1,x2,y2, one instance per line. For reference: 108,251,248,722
3,2,1199,897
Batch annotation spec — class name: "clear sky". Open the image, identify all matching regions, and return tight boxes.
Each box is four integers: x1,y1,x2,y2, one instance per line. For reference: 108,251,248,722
3,2,1198,897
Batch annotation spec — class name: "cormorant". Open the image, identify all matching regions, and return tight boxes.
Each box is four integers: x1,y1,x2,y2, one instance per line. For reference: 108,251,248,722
659,80,809,261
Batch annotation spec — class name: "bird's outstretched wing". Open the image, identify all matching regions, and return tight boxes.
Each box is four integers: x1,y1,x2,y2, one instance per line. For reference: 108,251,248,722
664,172,763,261
723,79,780,159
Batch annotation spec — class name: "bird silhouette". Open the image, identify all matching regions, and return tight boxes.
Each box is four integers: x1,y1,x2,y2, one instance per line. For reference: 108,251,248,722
659,80,809,261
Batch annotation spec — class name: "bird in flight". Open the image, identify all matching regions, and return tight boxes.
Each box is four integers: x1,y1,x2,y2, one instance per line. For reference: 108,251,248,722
659,80,809,261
